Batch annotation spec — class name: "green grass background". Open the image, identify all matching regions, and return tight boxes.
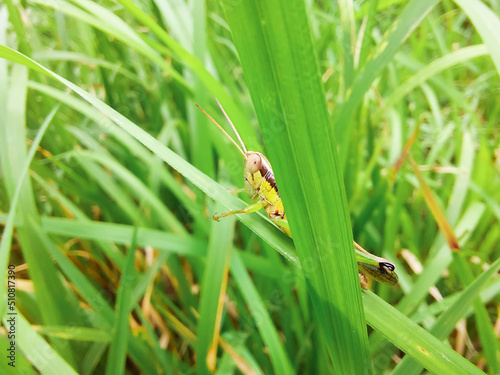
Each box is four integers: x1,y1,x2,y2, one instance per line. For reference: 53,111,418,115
0,0,499,374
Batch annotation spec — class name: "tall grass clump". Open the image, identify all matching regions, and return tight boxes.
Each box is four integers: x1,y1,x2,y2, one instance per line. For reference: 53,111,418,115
0,0,499,374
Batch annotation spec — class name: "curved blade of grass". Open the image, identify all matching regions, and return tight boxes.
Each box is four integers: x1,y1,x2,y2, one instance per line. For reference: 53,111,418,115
392,257,500,375
363,290,485,375
394,53,479,123
221,1,371,372
454,0,500,75
190,0,214,178
373,45,489,123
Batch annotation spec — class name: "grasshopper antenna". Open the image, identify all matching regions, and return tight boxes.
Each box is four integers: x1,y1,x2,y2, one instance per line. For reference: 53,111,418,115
215,99,248,154
195,103,246,158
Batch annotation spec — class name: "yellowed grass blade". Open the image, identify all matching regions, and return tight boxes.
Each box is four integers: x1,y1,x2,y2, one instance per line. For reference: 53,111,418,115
409,154,460,251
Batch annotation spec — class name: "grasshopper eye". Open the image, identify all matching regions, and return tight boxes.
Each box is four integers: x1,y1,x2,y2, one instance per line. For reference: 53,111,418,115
379,262,395,273
246,153,262,174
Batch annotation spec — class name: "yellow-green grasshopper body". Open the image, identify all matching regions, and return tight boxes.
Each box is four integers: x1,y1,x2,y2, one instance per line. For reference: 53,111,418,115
196,101,398,288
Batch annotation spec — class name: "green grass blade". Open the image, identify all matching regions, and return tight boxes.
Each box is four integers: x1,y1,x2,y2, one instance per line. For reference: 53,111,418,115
32,51,143,83
454,0,500,75
392,257,500,374
2,15,496,370
196,203,235,374
230,253,294,374
337,0,356,88
115,0,259,151
4,205,491,374
105,229,139,375
0,336,37,375
32,0,187,89
37,216,205,256
0,60,79,365
27,218,160,374
222,1,371,372
35,327,111,343
0,106,57,317
74,151,187,234
26,80,206,228
0,45,298,266
334,0,439,168
369,202,485,352
363,291,485,375
0,213,283,280
4,310,78,375
373,45,489,122
452,255,500,374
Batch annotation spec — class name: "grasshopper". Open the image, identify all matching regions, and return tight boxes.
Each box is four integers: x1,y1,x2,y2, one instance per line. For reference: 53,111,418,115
196,100,398,288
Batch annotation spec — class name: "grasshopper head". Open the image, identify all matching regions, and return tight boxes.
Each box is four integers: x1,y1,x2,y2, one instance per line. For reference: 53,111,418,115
244,151,273,177
245,152,263,174
243,151,275,198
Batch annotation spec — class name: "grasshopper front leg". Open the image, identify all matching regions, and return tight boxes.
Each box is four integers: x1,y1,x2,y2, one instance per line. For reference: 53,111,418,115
213,201,265,221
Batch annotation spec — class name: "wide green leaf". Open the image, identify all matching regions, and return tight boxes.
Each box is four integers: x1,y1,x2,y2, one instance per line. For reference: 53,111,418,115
221,1,371,373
